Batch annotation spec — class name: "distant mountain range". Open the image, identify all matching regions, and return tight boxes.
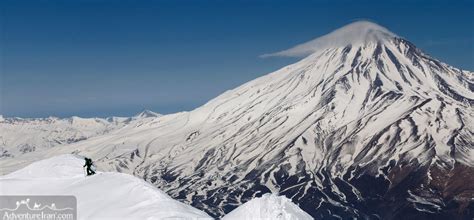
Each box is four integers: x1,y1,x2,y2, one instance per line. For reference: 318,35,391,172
0,110,160,160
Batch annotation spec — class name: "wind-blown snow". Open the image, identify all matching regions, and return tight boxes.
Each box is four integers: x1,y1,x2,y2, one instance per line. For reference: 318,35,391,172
222,194,313,220
0,154,211,220
262,21,397,57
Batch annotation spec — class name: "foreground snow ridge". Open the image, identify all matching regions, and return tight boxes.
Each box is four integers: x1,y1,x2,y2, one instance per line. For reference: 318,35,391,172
0,154,211,220
0,155,313,220
223,194,313,220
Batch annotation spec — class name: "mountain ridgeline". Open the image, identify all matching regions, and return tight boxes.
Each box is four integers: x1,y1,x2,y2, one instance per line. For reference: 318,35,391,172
1,21,473,219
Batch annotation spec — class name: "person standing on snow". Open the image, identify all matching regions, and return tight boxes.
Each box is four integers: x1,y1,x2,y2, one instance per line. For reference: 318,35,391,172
83,157,96,176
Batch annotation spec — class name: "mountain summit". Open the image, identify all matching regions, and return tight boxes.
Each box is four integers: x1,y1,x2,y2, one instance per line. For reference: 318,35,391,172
134,109,161,118
2,22,473,219
263,21,397,57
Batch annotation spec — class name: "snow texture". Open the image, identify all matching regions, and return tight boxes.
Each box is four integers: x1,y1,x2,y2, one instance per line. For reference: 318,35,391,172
0,154,211,220
222,194,313,220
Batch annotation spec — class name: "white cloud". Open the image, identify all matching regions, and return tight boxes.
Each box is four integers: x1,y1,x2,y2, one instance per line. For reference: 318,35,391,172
261,20,397,58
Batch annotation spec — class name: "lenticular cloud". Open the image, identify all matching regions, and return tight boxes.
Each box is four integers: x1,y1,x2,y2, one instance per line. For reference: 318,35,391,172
261,21,397,58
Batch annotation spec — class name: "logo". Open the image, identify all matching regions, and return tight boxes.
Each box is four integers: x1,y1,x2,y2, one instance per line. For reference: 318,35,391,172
0,196,76,220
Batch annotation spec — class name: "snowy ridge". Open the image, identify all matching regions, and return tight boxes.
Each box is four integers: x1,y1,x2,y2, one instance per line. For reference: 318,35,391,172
0,154,211,220
1,155,311,220
1,21,473,219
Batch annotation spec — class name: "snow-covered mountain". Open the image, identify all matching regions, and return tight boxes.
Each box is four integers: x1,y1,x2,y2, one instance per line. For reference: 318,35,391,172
1,21,473,219
133,109,162,118
0,154,211,220
0,110,161,159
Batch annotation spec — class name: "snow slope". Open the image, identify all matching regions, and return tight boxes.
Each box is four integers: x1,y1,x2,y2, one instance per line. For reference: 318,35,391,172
1,21,473,219
222,194,313,220
0,154,211,220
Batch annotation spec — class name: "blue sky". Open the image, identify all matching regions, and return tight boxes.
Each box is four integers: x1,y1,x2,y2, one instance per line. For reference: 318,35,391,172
1,0,473,118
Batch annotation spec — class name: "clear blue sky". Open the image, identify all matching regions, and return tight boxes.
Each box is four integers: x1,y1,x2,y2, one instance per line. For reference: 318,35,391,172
1,0,473,118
